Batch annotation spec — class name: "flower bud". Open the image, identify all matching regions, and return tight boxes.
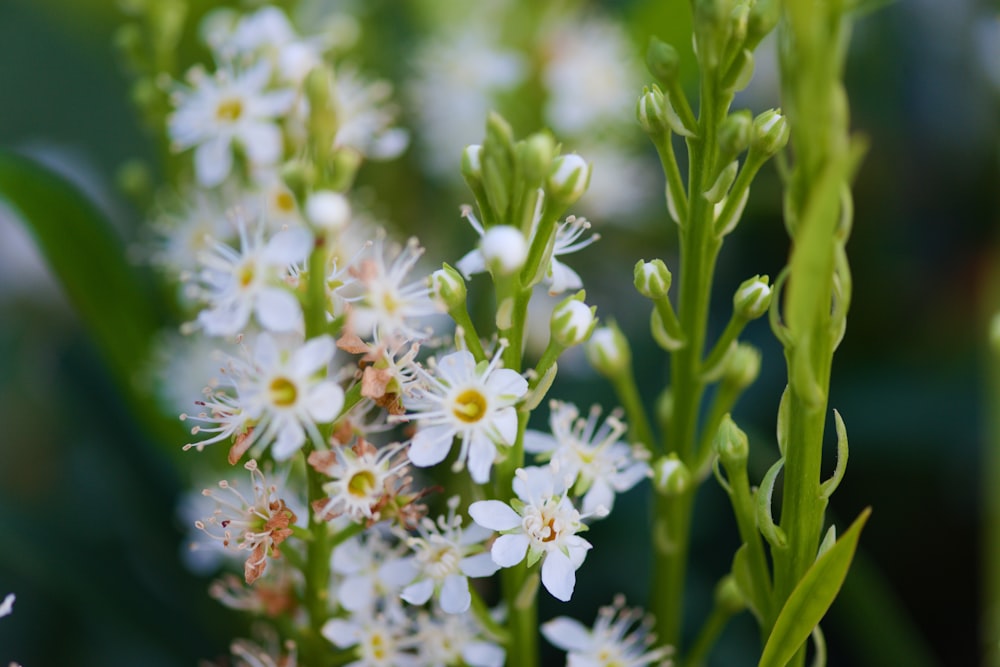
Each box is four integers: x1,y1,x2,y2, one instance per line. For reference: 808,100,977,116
646,37,680,86
520,132,555,186
746,0,780,50
430,263,467,311
751,109,790,157
586,321,631,378
551,297,597,348
654,454,691,496
547,154,591,206
634,259,672,299
721,343,761,390
305,190,351,231
462,144,482,183
637,86,669,138
718,110,753,161
733,274,771,320
715,413,749,470
715,575,747,614
481,225,528,276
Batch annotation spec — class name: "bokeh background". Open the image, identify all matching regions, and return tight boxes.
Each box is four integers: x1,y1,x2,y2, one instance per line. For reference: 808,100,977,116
0,0,998,664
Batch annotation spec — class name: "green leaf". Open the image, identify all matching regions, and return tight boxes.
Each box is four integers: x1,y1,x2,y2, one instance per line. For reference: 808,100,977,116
0,151,177,444
759,507,871,667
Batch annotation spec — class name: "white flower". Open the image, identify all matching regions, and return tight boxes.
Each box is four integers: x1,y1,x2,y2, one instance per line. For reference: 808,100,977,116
525,401,650,514
401,345,528,484
194,459,298,584
182,333,344,462
309,439,409,525
169,60,294,187
0,593,13,619
411,610,506,667
189,220,312,336
332,67,409,160
541,595,674,667
399,496,498,614
345,235,439,344
331,531,418,614
469,466,602,602
322,614,419,667
212,6,327,85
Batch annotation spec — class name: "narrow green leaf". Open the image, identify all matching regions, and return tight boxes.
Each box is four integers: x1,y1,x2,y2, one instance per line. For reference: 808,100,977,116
759,507,871,667
0,151,177,445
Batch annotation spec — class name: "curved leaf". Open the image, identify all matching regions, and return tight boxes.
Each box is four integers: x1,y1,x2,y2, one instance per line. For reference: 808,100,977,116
759,507,871,667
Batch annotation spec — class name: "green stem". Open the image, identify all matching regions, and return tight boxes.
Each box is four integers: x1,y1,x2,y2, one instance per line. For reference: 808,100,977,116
684,594,736,667
610,365,658,456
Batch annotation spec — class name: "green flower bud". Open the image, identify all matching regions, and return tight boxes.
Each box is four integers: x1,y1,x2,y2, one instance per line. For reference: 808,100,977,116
281,160,315,201
637,86,669,138
751,109,790,156
634,259,672,299
718,110,753,160
547,154,591,206
715,575,746,614
715,413,749,470
654,454,691,496
586,321,631,378
746,0,780,50
733,274,771,320
430,263,467,311
462,144,482,183
647,37,680,85
521,132,555,186
551,296,597,349
721,343,761,390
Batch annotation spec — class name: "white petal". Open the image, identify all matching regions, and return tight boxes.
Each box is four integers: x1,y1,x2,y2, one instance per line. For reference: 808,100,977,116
400,579,434,606
240,121,284,166
467,436,496,484
540,617,593,652
0,594,14,618
255,287,302,332
380,556,420,589
513,466,557,501
582,479,615,516
460,552,500,578
321,618,359,648
523,430,557,454
485,367,528,399
330,537,364,574
305,381,344,423
540,549,576,602
455,249,486,278
459,522,494,545
491,534,529,568
337,574,375,612
547,257,583,295
468,500,521,531
408,425,455,467
368,128,410,160
198,301,249,336
195,135,233,188
292,335,334,376
440,573,471,614
462,641,506,667
490,407,519,446
436,350,476,385
263,226,313,265
271,418,305,460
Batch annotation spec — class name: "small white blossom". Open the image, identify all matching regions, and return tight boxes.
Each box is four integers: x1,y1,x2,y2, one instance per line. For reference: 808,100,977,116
399,496,499,614
309,439,410,525
469,466,602,602
169,60,294,188
322,614,419,667
401,345,528,484
188,220,312,336
542,595,674,667
525,401,650,514
331,531,418,614
411,610,506,667
332,67,409,160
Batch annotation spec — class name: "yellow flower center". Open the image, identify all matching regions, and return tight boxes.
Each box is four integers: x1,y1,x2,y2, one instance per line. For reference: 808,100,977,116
269,377,298,407
452,389,487,423
274,190,295,213
238,261,255,288
216,97,244,122
347,470,377,498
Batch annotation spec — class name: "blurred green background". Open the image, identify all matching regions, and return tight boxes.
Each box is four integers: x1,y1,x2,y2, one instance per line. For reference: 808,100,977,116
0,0,997,665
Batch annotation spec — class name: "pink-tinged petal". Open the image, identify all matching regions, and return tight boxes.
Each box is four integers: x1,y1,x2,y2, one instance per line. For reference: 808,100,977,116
400,579,434,606
408,425,455,467
195,135,233,188
491,534,529,568
321,618,359,648
455,249,486,279
305,381,344,423
491,407,519,446
460,552,500,578
292,334,334,375
240,122,283,166
440,573,471,614
523,430,557,454
541,549,576,601
485,368,528,398
255,287,303,332
468,500,521,531
467,436,496,484
337,574,375,612
540,617,593,652
272,419,305,460
264,227,313,265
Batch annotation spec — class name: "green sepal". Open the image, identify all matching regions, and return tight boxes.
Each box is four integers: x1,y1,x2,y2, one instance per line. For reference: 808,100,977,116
758,507,871,667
